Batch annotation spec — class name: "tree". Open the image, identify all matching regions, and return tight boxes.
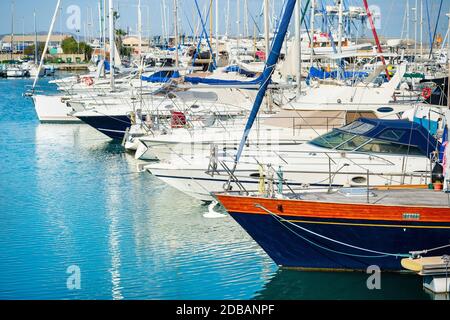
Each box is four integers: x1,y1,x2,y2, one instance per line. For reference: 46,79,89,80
23,42,47,57
61,37,79,54
114,28,131,58
61,36,92,61
79,42,93,61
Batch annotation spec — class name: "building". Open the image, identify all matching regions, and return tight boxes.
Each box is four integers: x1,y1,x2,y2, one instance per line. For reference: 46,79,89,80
122,35,150,54
1,34,70,53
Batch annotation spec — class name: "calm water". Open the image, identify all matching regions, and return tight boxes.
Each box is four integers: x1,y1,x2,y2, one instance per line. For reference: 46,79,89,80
0,76,434,300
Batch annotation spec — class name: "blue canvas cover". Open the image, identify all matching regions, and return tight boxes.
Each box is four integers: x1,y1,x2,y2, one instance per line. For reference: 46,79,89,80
338,118,439,158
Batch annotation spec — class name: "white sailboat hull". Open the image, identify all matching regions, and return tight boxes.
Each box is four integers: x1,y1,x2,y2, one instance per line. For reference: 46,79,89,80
32,95,81,123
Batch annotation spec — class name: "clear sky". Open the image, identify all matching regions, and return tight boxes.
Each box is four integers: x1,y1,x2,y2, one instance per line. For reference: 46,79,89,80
1,0,449,42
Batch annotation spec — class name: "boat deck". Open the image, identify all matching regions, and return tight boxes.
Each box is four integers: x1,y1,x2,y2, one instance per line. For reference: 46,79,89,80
291,188,450,208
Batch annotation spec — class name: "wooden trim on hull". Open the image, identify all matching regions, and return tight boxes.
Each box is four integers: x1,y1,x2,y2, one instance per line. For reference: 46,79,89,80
215,194,450,224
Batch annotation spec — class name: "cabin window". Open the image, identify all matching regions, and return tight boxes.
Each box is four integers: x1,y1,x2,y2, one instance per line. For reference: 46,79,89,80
378,129,406,142
309,130,355,149
336,135,370,151
355,139,423,156
340,121,375,135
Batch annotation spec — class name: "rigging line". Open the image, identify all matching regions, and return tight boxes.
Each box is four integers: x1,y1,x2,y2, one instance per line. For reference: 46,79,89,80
257,203,410,258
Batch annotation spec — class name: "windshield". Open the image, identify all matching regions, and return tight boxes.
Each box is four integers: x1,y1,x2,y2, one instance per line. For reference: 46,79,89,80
339,121,375,135
309,129,425,156
309,130,356,149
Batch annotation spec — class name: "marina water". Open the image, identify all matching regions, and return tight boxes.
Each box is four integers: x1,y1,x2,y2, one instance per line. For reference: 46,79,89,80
0,75,433,299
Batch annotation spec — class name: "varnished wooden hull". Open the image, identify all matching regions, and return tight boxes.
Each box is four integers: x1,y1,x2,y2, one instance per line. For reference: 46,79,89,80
216,194,450,271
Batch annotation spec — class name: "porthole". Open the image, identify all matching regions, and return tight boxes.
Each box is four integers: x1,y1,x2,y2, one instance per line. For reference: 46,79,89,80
351,176,367,184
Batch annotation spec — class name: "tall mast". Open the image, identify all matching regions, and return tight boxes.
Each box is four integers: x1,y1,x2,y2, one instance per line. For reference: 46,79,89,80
309,0,315,66
244,0,249,39
420,0,423,56
295,0,302,97
406,0,410,44
264,0,270,61
161,0,167,44
10,0,14,61
337,0,343,53
237,0,240,55
210,0,213,53
173,0,179,68
34,10,38,65
109,0,115,90
103,0,107,60
215,0,219,62
138,0,142,57
414,0,417,57
225,0,230,38
447,13,450,109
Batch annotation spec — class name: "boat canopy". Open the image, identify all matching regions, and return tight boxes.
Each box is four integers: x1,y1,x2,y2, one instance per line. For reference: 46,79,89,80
307,66,369,82
310,118,438,158
223,65,256,78
183,73,264,86
141,70,176,83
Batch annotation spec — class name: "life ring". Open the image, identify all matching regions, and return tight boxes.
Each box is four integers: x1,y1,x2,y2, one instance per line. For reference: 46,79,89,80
83,76,94,86
422,87,432,99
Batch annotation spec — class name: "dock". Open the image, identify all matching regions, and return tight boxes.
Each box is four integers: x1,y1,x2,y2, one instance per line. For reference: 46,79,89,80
51,64,90,71
402,256,450,296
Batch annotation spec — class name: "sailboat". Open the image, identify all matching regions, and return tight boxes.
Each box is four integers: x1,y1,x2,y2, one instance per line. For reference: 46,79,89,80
6,1,28,78
212,0,450,272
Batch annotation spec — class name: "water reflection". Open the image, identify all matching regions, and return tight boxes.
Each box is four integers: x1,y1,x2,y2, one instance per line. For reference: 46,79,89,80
28,123,274,299
254,268,431,300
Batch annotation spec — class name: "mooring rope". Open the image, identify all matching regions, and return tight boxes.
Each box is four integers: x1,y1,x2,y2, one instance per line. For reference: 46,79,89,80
255,203,411,258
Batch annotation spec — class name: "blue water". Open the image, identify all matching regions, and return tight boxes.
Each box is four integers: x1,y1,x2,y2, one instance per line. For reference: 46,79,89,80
0,76,434,300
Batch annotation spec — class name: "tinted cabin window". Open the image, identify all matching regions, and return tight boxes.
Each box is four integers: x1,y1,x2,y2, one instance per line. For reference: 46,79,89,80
336,135,370,151
310,130,355,149
356,139,423,156
378,129,406,142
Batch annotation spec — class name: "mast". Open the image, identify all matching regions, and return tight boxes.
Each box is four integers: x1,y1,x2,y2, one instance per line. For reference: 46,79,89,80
138,0,142,58
309,0,315,66
264,0,270,61
32,0,61,92
103,0,107,60
362,0,391,81
406,0,410,44
225,0,230,38
244,0,249,39
237,0,241,54
215,0,219,62
234,0,297,164
447,12,450,109
34,10,38,65
210,0,213,57
161,0,167,44
22,17,24,56
337,0,343,53
10,0,14,61
109,0,115,90
295,0,302,97
414,0,417,57
173,0,179,68
420,0,423,56
98,2,102,49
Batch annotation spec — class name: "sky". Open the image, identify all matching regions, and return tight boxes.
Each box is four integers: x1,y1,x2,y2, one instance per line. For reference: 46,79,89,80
0,0,449,42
